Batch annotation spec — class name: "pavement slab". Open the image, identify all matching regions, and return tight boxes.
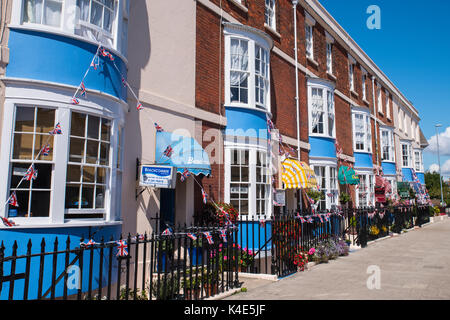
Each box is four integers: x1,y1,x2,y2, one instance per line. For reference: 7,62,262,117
226,218,450,300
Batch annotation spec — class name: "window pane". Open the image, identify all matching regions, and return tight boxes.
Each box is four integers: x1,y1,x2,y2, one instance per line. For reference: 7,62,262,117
90,1,103,27
82,166,96,183
43,0,62,27
97,167,106,184
13,133,34,160
69,137,85,163
30,191,50,217
86,140,99,164
240,200,248,215
10,163,31,189
65,185,80,208
81,185,95,208
87,116,100,139
231,166,240,182
71,112,86,137
15,107,35,132
33,163,52,189
23,0,43,24
36,108,55,133
8,190,30,218
241,166,249,182
103,7,112,32
77,0,90,21
35,134,54,161
99,142,110,165
101,119,111,141
95,186,105,208
67,165,81,182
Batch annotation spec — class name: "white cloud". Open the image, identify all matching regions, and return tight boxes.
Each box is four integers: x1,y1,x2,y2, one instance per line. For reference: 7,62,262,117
425,126,450,156
428,159,450,175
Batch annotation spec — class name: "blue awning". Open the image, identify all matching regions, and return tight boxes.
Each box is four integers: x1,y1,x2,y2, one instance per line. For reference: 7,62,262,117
155,131,211,176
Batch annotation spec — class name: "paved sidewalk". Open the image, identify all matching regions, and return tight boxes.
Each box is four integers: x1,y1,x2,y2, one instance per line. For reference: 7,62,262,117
226,217,450,300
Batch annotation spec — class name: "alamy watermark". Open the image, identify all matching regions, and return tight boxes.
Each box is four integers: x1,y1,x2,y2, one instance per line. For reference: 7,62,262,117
366,265,381,290
366,5,381,30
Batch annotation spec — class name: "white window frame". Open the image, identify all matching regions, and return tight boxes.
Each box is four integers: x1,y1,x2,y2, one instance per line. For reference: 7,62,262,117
224,25,272,113
305,23,314,60
326,42,333,75
355,171,374,208
377,84,383,114
12,0,125,54
386,93,391,119
401,142,412,168
380,127,395,163
352,108,372,153
0,86,124,226
361,73,367,100
264,0,276,31
307,79,336,139
224,146,272,219
414,149,423,172
310,160,338,211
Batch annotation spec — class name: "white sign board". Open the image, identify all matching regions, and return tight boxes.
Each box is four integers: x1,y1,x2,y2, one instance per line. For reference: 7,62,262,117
274,189,286,206
139,165,177,189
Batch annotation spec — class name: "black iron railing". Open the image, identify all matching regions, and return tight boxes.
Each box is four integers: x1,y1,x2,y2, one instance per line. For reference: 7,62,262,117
0,225,240,301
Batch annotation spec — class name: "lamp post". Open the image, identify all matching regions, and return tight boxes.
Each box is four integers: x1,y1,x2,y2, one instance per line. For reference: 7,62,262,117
435,124,444,207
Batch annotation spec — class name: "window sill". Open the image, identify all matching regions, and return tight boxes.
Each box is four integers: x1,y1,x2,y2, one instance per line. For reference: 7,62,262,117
326,72,337,81
378,111,384,117
363,98,370,106
307,56,319,68
350,90,359,98
228,0,248,13
264,23,281,39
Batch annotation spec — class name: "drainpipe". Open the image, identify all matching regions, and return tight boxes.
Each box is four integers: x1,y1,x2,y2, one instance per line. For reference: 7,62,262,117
292,0,301,161
371,76,379,169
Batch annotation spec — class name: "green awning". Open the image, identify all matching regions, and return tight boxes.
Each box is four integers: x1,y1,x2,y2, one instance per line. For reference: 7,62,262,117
338,166,360,185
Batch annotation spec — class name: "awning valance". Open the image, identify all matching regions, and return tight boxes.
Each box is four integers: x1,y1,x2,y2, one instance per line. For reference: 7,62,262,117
155,131,211,176
282,159,317,189
338,166,360,185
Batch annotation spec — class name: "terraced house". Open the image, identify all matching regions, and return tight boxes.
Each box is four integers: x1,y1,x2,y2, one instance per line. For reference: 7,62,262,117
0,0,427,300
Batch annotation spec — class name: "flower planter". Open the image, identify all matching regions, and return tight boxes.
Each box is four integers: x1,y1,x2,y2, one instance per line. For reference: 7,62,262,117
203,283,219,297
185,288,201,300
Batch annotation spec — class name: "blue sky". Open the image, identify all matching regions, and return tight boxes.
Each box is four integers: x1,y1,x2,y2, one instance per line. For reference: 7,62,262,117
318,0,450,177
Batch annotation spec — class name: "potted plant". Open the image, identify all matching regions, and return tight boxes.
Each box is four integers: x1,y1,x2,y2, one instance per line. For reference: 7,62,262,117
238,247,255,272
339,191,351,205
200,202,239,226
202,270,219,297
293,250,309,271
307,189,324,204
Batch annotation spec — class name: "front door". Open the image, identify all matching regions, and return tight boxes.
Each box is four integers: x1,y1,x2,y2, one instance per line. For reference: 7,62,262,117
160,188,176,232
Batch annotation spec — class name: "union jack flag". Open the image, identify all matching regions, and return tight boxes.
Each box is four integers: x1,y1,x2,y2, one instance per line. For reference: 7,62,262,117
318,215,323,223
136,102,143,110
180,168,190,182
306,216,313,224
201,188,207,204
80,82,87,97
219,229,227,243
24,165,38,181
99,48,109,57
297,215,306,224
121,76,127,87
259,219,266,228
162,228,173,236
8,191,18,207
163,145,173,158
187,233,197,241
81,239,96,247
41,144,51,156
49,122,62,135
2,217,16,227
90,55,99,70
203,232,214,245
71,98,80,105
116,240,128,257
154,123,164,132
